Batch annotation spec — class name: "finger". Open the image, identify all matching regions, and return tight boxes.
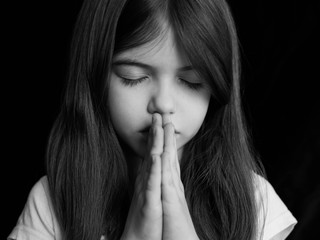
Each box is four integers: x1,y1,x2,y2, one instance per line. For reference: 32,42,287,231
173,138,184,193
145,155,161,206
163,116,175,156
150,113,163,156
163,122,177,181
163,115,179,178
172,132,181,179
162,113,171,126
161,151,174,190
163,116,183,195
143,113,162,183
161,116,177,199
168,128,184,194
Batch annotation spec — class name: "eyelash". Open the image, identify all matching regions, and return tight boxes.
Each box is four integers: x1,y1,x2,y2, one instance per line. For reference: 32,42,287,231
180,79,203,90
120,77,203,90
120,77,148,87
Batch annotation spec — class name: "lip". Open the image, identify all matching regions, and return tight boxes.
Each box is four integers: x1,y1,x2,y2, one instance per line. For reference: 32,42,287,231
140,126,151,134
139,127,180,134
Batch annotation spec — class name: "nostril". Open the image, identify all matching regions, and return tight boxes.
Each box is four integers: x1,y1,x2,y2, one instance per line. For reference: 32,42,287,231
147,89,176,115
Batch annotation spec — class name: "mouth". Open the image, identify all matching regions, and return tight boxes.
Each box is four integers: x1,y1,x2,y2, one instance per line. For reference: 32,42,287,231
140,126,180,134
140,126,151,134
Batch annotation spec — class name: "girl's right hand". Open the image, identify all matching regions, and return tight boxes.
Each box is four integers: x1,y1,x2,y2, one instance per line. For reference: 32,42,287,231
120,113,163,240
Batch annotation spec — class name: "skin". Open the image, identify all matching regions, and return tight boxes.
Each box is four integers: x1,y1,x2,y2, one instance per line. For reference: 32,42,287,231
108,27,210,240
108,28,211,164
121,113,199,240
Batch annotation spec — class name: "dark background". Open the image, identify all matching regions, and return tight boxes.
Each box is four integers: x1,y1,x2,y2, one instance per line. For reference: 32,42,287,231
4,0,319,239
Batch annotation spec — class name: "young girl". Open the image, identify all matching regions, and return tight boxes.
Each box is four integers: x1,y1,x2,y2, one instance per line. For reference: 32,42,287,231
8,0,297,239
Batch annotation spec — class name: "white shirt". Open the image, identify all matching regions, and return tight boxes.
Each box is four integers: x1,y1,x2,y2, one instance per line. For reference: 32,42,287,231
8,175,297,240
254,175,297,240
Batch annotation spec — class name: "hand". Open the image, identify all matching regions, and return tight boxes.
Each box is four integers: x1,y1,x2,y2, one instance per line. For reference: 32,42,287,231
120,114,164,240
161,114,199,240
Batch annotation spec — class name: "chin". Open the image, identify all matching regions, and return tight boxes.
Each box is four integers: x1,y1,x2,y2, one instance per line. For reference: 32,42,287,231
130,139,148,159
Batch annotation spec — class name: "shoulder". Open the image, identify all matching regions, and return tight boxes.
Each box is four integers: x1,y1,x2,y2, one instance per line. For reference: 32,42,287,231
253,173,297,240
24,176,51,214
8,176,62,240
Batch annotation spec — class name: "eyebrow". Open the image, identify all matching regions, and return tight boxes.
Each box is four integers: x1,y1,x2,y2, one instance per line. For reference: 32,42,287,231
112,59,194,72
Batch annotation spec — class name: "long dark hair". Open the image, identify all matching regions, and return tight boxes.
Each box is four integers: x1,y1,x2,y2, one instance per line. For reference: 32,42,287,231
46,0,265,239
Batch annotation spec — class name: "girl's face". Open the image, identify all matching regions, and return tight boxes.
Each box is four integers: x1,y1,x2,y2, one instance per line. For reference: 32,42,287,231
108,28,211,159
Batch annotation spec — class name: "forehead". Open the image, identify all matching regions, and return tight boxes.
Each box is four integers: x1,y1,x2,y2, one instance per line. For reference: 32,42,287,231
113,28,190,69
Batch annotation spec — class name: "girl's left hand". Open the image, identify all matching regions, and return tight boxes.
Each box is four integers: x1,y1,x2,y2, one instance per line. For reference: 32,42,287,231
160,114,199,240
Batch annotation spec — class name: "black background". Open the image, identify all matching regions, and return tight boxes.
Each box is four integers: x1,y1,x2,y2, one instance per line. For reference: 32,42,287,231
4,0,319,239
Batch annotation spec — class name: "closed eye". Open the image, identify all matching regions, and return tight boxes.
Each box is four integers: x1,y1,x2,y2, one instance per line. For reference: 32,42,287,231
178,78,203,90
118,75,203,90
120,76,148,87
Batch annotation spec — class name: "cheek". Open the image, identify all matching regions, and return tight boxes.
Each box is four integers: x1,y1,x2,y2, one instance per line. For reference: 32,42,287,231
108,81,134,135
108,78,146,139
180,91,210,138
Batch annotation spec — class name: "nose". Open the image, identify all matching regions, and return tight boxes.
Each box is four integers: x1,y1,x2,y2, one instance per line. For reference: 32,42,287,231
147,80,176,115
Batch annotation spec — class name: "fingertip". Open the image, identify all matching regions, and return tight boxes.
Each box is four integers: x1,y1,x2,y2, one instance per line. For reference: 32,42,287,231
152,113,162,126
152,113,156,124
149,125,164,155
162,114,171,126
